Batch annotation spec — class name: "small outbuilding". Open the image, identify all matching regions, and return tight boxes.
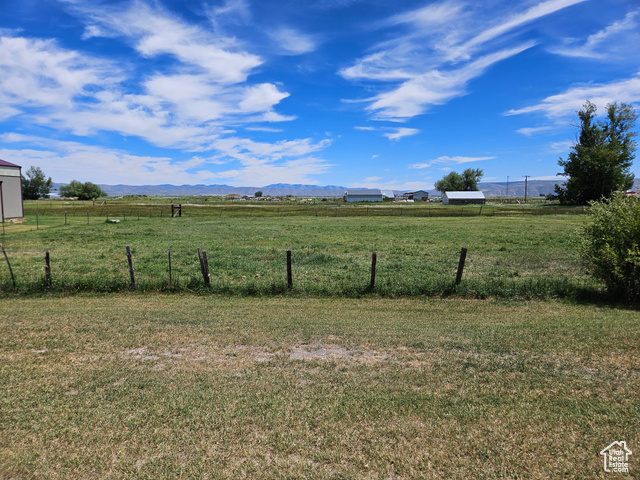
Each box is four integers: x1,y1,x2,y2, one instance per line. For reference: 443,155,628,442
410,190,429,201
442,191,486,205
0,159,24,221
344,189,384,202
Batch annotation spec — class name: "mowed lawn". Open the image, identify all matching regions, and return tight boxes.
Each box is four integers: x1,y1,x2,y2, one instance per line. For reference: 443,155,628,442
1,295,638,479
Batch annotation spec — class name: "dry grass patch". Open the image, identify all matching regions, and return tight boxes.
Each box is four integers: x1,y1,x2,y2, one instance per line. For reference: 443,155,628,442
1,295,638,479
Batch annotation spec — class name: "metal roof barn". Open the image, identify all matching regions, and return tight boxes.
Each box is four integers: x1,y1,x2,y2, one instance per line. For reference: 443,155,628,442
0,159,23,220
344,189,384,202
442,191,486,205
411,190,430,201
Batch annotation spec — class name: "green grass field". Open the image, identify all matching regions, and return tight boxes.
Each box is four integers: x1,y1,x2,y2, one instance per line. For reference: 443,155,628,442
1,212,596,299
1,296,638,478
2,207,637,478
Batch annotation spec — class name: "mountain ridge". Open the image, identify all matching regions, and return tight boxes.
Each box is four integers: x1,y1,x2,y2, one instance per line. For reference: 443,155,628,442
52,179,640,198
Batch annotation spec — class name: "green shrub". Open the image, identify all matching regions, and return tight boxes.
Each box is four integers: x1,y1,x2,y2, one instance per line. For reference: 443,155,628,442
581,193,640,300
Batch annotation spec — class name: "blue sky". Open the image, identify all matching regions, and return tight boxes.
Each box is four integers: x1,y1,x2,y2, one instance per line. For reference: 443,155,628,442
1,0,639,189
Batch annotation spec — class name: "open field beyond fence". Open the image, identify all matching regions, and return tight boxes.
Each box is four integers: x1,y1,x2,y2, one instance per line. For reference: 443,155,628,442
19,198,585,220
1,211,599,299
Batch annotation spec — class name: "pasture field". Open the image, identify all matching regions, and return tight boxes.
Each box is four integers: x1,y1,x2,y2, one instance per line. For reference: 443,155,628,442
1,212,596,299
1,296,638,478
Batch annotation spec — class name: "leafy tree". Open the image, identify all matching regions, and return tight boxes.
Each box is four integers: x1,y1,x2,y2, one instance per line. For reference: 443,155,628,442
462,168,483,191
581,193,640,301
555,101,636,205
434,172,464,193
254,191,263,197
434,168,483,193
21,166,53,200
59,180,106,200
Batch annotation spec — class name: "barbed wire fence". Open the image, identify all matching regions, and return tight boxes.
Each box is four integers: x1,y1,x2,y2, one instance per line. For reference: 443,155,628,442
0,239,599,298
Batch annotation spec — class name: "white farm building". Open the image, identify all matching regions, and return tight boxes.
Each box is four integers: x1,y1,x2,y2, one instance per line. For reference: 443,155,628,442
0,159,23,220
442,191,486,205
344,189,384,202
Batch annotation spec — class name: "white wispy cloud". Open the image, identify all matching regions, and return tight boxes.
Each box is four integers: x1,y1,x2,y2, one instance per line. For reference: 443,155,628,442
205,0,252,28
269,27,317,55
384,128,420,141
0,1,328,176
516,126,555,136
410,156,495,169
551,9,640,59
457,0,586,59
1,133,333,186
0,36,121,110
341,0,584,120
244,126,284,132
506,72,640,118
79,1,262,84
0,138,211,185
550,140,573,153
365,44,534,120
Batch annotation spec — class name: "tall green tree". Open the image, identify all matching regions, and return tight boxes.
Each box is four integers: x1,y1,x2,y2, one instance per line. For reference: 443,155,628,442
21,166,53,200
434,168,483,193
462,168,483,191
59,180,106,200
555,101,636,205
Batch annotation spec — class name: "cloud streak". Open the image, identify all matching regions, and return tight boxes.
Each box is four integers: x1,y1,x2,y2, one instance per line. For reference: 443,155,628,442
551,9,640,59
1,133,333,186
384,128,420,141
341,0,585,120
506,72,640,118
0,1,333,180
410,156,495,169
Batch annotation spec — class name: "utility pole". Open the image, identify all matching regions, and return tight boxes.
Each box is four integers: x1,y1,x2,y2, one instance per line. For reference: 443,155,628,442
523,175,530,203
506,176,509,198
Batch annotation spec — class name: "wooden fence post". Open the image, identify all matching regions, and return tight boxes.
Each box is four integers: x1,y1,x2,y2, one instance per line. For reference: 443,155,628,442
287,249,293,289
198,248,210,288
370,251,377,290
1,243,16,286
44,250,51,288
168,246,172,286
126,245,136,291
455,247,467,285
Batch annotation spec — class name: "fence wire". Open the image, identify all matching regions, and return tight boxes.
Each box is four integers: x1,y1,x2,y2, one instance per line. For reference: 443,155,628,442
1,224,598,298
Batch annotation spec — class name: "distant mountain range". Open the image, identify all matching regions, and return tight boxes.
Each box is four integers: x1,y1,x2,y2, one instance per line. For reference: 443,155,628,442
53,179,640,198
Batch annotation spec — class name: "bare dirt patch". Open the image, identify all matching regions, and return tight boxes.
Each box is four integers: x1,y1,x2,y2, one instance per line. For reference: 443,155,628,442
288,339,388,363
118,340,390,370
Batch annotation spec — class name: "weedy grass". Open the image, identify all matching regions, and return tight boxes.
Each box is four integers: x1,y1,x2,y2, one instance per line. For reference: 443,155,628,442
1,215,599,299
1,295,638,478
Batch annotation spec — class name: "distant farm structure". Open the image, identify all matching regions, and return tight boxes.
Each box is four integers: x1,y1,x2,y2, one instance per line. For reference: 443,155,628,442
0,159,24,221
344,189,384,202
443,191,486,205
